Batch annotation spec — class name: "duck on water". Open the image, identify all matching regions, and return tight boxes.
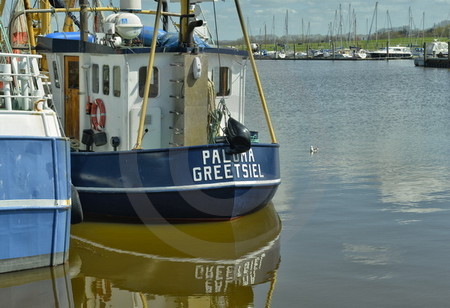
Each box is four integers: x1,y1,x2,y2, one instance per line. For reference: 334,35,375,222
12,0,281,222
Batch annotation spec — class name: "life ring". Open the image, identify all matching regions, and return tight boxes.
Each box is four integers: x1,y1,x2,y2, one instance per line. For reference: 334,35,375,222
90,98,106,131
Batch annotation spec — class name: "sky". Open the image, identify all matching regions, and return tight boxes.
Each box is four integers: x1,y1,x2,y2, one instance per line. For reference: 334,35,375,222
193,0,450,40
2,0,449,41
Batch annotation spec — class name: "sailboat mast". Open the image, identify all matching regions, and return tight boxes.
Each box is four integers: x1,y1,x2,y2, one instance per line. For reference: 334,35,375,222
387,10,391,45
375,2,378,45
422,12,425,45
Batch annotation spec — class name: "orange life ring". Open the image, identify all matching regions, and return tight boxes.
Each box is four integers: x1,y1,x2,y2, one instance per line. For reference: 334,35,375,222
90,98,106,131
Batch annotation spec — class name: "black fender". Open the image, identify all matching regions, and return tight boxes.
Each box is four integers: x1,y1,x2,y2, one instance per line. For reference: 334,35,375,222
71,184,83,224
225,117,251,154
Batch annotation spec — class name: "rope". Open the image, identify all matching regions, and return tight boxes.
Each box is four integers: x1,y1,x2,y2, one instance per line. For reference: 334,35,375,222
70,138,80,151
207,3,237,144
207,79,221,143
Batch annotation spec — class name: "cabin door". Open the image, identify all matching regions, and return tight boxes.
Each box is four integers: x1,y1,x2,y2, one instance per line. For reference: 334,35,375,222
64,56,80,139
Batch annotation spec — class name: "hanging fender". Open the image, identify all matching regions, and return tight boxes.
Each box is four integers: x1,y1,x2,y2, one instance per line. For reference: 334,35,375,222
90,98,106,131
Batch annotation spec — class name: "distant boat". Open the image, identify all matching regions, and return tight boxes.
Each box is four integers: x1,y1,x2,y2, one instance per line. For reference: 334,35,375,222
16,0,281,222
350,47,368,59
295,51,308,58
0,52,72,273
426,40,448,58
414,41,448,66
368,46,413,59
411,47,424,58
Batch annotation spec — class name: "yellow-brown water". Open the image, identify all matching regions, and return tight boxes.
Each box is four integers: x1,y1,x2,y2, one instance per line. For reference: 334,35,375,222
1,204,280,307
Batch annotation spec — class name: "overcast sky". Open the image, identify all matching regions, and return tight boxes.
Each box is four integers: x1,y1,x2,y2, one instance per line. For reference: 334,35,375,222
193,0,450,40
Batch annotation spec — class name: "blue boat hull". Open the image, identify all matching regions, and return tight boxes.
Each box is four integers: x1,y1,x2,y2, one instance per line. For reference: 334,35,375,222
0,208,70,273
0,137,71,273
72,143,280,222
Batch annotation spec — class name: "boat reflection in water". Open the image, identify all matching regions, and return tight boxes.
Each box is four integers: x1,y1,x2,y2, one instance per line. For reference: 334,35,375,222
69,203,281,307
0,265,73,307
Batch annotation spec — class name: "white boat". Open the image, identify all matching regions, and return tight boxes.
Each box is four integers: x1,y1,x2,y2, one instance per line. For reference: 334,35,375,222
368,46,412,59
295,51,308,58
414,41,448,66
0,51,73,273
14,0,281,222
426,40,448,58
351,47,367,59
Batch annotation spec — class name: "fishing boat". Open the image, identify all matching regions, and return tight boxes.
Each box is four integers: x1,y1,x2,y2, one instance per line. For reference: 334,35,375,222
0,51,72,273
14,0,280,222
368,46,413,59
69,203,281,306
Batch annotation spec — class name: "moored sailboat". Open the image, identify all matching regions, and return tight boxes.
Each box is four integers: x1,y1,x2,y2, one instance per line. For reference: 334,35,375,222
15,0,281,222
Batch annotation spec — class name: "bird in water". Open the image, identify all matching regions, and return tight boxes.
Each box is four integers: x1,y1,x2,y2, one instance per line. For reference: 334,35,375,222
310,145,318,154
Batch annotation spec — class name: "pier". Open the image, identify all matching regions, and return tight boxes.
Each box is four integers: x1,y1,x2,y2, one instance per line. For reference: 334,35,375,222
418,57,450,68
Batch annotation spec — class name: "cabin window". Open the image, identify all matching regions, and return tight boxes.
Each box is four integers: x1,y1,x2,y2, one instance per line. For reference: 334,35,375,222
113,66,121,97
103,65,110,95
138,67,159,98
214,67,231,96
92,64,99,93
52,61,60,88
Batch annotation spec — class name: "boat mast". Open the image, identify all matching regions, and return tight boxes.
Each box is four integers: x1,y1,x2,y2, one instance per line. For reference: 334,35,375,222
134,0,163,149
80,0,89,43
39,0,50,35
179,0,190,46
0,0,5,16
233,0,277,143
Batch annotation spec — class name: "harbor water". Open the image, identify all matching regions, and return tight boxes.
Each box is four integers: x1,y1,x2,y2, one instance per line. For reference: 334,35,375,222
2,60,450,307
247,59,450,307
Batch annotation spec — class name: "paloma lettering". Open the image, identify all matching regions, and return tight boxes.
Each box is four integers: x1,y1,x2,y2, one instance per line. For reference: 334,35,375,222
192,148,264,182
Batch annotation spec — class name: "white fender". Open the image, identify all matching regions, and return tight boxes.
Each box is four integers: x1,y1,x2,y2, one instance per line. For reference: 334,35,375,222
192,56,202,80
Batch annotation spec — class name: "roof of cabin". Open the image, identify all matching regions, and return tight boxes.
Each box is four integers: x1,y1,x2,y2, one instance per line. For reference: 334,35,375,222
36,36,248,57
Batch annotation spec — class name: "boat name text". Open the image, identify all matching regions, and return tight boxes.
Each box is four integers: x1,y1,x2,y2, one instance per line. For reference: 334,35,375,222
192,149,264,182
